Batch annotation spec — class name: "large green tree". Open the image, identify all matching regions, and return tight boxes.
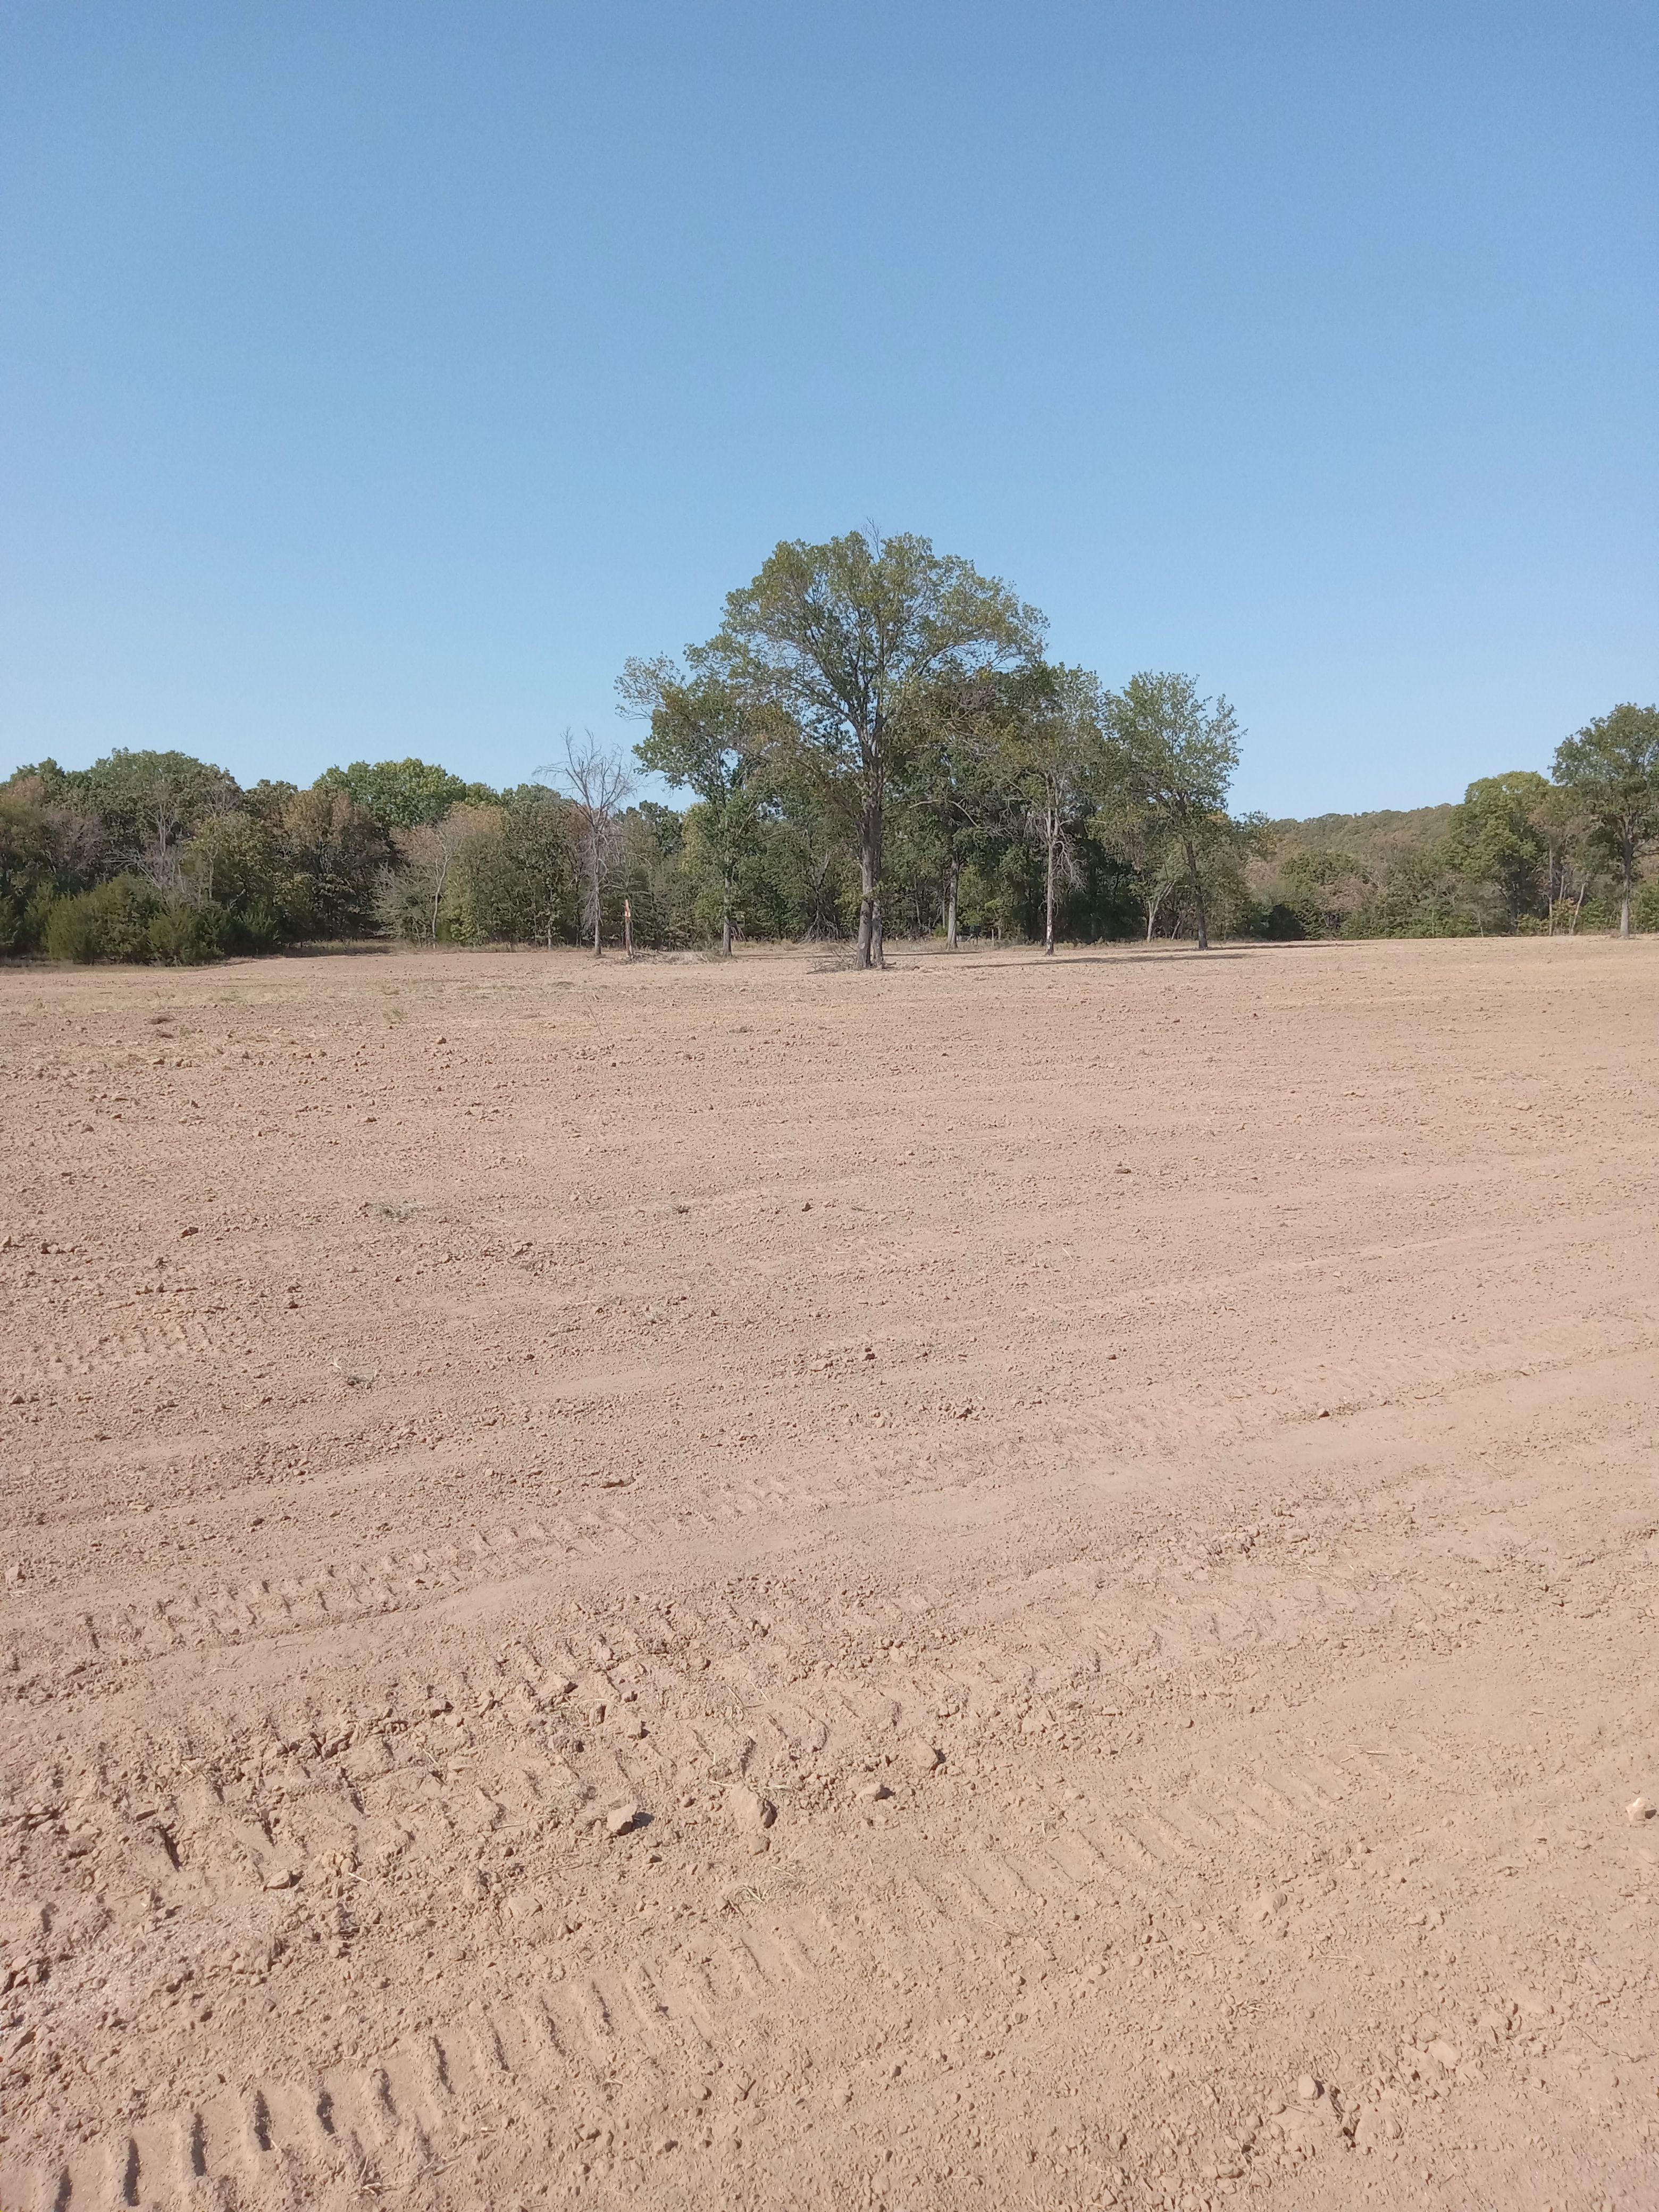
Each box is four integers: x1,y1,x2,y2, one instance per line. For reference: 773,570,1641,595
709,529,1043,967
1104,673,1243,951
1445,770,1551,931
618,655,776,955
1552,703,1659,938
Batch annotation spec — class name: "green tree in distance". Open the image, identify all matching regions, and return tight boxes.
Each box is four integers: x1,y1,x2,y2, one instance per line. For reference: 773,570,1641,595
1277,847,1367,937
46,750,242,895
278,786,392,939
618,655,775,956
1104,673,1243,951
901,666,1025,950
1552,704,1659,938
1090,791,1187,940
1445,770,1550,931
710,529,1044,968
317,757,496,830
997,665,1105,956
1528,783,1591,934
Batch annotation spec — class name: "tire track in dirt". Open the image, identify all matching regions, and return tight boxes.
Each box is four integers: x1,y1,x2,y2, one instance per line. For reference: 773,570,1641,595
7,1418,1654,2207
6,942,1659,2209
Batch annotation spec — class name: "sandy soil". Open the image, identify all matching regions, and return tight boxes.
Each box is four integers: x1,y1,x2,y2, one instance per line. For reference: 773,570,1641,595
1,936,1656,2212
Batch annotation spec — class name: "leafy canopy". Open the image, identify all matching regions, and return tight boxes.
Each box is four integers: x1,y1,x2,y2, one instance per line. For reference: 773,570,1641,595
618,655,772,811
1104,672,1241,826
1552,705,1659,853
316,757,497,830
713,529,1045,777
1445,770,1551,920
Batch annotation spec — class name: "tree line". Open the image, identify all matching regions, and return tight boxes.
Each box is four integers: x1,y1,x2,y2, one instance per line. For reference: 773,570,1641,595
3,529,1656,963
1261,715,1659,941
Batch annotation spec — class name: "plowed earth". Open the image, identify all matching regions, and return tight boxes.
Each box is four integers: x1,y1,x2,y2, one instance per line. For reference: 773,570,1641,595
2,939,1656,2212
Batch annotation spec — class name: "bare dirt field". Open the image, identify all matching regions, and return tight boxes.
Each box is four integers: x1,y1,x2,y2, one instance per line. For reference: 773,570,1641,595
2,936,1656,2212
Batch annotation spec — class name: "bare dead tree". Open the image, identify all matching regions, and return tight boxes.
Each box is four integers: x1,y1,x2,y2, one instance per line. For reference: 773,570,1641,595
399,806,486,944
134,764,235,905
543,733,634,954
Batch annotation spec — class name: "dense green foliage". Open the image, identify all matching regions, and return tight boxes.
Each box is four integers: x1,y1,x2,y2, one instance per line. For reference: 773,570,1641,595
2,753,401,960
1252,708,1659,941
4,538,1655,963
314,757,499,829
1552,705,1659,937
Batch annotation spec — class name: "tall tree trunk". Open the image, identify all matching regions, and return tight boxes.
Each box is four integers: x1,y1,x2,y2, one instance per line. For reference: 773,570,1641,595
1183,837,1209,951
1044,818,1057,955
1621,843,1632,939
857,790,883,968
590,844,601,954
856,817,876,967
945,856,959,950
722,861,734,958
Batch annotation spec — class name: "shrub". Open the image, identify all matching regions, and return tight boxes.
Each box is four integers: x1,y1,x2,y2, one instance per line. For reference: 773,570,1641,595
45,875,160,962
374,864,437,943
45,896,103,963
1343,848,1476,937
1576,895,1621,933
148,904,220,963
220,899,283,954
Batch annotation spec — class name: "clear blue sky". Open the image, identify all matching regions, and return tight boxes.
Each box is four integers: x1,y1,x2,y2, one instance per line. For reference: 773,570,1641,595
2,2,1654,816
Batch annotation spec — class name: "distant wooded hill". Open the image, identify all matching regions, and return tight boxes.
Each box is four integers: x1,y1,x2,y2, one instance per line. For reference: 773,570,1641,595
1261,804,1456,871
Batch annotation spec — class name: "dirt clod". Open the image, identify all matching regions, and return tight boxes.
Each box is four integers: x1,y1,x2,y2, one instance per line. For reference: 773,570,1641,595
726,1784,776,1834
